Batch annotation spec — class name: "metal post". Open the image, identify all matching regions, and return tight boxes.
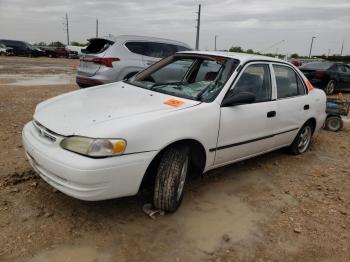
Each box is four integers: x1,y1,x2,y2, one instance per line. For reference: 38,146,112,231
64,13,70,46
96,19,98,37
195,4,201,50
308,36,316,58
214,35,218,51
340,39,344,56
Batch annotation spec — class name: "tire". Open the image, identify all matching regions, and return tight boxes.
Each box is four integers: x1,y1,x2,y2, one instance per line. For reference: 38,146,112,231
325,116,343,132
289,122,313,155
324,80,336,95
153,145,190,212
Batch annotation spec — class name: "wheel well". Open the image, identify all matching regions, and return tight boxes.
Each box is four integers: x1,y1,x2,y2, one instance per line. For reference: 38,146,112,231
139,139,206,190
306,117,316,133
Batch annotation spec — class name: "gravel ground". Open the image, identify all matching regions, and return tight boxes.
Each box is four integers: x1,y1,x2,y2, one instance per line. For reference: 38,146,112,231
0,56,349,262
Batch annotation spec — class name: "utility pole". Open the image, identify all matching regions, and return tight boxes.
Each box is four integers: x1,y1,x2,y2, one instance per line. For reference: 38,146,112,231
96,19,99,38
63,13,70,45
195,4,201,50
340,39,344,56
214,35,218,51
308,36,316,58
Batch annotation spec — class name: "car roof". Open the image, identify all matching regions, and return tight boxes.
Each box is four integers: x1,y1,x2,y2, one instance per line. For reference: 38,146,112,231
92,35,192,49
177,51,287,64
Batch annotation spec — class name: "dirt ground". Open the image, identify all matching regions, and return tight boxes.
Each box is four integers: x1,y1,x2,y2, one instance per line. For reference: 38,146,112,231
0,56,349,262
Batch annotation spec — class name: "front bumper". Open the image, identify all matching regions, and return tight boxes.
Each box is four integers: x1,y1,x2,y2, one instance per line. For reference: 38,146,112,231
22,122,157,201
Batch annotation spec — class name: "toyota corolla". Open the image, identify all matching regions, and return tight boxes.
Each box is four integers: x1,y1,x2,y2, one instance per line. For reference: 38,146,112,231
22,51,327,212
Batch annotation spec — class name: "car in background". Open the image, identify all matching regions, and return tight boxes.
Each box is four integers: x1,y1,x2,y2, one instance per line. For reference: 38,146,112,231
0,39,45,57
0,43,13,55
290,60,302,67
76,35,192,88
23,51,326,212
43,47,77,58
300,62,350,95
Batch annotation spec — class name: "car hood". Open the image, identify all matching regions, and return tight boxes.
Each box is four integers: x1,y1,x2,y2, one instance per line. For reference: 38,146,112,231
34,82,201,136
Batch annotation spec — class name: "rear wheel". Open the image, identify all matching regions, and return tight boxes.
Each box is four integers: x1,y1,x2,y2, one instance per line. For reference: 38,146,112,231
325,80,336,95
153,145,190,212
289,122,313,155
325,115,343,132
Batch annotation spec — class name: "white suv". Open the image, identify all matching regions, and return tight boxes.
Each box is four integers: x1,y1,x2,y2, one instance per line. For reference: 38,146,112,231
76,35,192,88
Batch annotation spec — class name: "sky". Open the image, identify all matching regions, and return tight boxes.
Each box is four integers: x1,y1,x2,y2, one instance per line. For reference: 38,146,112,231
0,0,349,56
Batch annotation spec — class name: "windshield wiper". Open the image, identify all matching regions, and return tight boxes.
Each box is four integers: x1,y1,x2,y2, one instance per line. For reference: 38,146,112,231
150,82,184,90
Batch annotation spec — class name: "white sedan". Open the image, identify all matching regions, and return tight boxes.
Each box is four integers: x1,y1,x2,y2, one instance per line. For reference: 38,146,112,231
22,51,327,212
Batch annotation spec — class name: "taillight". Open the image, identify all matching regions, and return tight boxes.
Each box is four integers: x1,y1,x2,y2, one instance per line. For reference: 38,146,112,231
313,71,325,79
91,57,120,68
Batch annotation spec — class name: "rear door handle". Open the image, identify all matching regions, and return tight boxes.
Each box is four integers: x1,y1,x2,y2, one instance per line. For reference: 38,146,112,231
304,104,310,110
267,111,276,118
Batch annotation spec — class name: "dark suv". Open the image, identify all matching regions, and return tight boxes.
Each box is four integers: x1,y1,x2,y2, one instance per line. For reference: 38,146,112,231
0,39,45,57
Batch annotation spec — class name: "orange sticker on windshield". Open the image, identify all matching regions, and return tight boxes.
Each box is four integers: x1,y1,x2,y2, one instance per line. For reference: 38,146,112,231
164,99,185,108
306,79,314,91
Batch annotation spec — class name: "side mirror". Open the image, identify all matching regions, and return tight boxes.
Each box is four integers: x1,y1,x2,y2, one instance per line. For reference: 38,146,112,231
221,91,256,107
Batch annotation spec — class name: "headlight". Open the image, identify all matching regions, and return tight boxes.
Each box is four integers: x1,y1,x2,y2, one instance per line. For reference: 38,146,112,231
60,136,126,157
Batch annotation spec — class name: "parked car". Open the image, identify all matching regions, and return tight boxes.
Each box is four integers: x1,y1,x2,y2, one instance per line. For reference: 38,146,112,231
76,35,192,88
300,62,350,95
23,51,326,212
0,39,45,57
0,43,13,55
66,45,86,58
42,46,80,59
43,47,69,58
290,60,302,67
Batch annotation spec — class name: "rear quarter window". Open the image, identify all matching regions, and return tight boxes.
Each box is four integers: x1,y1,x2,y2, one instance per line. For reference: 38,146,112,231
85,39,113,54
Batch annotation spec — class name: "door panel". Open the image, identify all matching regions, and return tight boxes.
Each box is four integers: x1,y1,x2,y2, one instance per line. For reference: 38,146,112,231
215,102,277,165
214,63,277,166
272,64,308,146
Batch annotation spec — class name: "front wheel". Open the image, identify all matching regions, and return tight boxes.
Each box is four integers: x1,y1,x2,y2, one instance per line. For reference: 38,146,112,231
153,145,190,212
324,80,336,95
289,123,313,155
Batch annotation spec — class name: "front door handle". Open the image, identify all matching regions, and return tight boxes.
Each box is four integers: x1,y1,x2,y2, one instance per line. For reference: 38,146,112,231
267,111,276,118
304,104,310,110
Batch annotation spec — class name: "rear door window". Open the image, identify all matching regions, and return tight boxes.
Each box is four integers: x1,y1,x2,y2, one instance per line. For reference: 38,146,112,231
144,42,177,58
176,45,191,52
125,42,147,56
273,65,305,99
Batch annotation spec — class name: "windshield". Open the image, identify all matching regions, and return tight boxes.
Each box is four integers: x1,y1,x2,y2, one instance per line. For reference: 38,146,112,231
126,55,238,102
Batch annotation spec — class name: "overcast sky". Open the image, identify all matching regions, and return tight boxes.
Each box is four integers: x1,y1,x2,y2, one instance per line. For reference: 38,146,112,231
0,0,349,56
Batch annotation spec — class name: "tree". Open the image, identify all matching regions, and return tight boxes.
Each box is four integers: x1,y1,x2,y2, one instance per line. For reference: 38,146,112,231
33,41,47,47
290,53,299,59
48,41,65,47
229,46,244,53
246,49,254,54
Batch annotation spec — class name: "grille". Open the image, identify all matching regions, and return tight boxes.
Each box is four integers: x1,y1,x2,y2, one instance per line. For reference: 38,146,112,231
33,120,58,142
